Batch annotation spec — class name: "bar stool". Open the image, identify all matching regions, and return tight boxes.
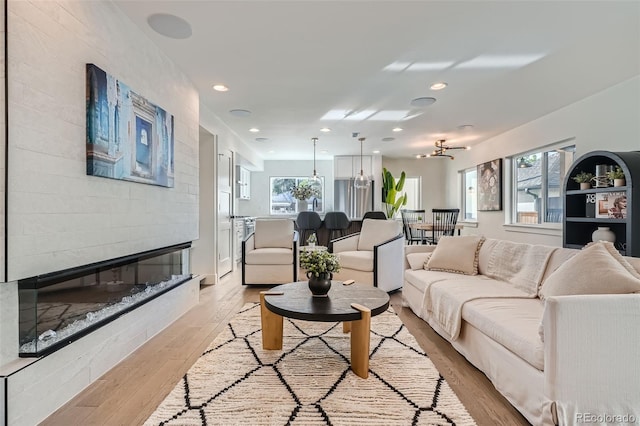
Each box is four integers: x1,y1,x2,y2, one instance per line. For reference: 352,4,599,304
324,211,350,245
362,211,387,220
295,211,322,245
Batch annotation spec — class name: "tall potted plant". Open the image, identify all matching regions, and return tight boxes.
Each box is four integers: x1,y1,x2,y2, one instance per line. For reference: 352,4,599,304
382,168,407,218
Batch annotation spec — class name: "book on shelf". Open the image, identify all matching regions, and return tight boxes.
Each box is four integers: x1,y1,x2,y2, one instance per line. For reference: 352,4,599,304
595,191,627,219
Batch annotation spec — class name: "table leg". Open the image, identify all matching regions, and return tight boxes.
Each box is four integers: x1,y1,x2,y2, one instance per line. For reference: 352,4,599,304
343,321,351,333
350,303,371,379
260,292,283,350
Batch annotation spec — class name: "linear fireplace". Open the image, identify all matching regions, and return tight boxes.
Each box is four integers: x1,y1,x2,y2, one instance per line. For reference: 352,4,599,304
18,243,192,357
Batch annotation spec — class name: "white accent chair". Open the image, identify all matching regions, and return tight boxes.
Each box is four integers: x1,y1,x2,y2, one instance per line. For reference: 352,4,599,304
330,218,404,292
242,219,298,285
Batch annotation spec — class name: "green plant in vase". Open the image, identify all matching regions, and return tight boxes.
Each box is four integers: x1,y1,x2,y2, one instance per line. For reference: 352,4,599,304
606,166,625,187
572,171,594,189
382,168,407,219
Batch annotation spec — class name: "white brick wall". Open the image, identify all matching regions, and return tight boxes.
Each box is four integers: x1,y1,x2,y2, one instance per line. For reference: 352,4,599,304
6,0,199,281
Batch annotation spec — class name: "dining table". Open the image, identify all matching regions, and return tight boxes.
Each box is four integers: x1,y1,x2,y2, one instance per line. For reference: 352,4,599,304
408,222,464,244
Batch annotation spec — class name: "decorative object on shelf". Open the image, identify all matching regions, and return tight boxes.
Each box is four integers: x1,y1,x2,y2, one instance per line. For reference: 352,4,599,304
309,137,320,183
300,249,341,297
585,193,596,218
607,166,626,187
571,171,594,190
354,137,371,189
306,233,317,247
477,158,503,211
382,168,407,218
595,191,626,219
594,164,613,187
592,227,616,243
421,139,470,160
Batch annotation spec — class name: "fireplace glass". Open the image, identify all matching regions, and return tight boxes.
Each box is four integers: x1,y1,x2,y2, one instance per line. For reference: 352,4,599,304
18,243,191,357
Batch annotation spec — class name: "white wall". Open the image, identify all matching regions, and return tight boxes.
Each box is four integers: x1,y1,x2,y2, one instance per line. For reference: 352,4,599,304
191,127,215,283
6,0,200,281
444,76,640,246
237,160,334,217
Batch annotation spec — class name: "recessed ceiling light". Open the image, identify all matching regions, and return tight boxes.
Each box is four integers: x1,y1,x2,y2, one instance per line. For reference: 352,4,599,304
147,13,192,39
268,150,275,154
320,150,328,154
256,137,269,142
457,124,474,131
416,154,427,159
249,128,260,133
229,109,251,117
430,82,448,90
392,127,403,132
320,127,331,133
382,137,395,142
213,84,229,92
373,150,381,154
410,97,436,107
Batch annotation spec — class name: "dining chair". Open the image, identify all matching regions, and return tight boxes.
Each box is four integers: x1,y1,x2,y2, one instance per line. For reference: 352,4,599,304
362,211,387,220
400,209,426,245
427,208,460,245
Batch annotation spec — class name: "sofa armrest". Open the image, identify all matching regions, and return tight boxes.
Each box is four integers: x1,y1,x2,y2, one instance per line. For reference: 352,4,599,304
331,234,359,253
373,234,405,292
403,245,436,270
243,233,255,255
543,294,640,424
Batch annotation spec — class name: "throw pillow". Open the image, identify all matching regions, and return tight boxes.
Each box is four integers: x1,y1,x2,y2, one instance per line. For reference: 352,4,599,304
539,241,640,299
406,252,432,270
425,235,485,275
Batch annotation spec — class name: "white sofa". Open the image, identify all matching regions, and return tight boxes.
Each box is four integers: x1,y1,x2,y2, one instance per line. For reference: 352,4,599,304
402,237,640,426
330,218,404,292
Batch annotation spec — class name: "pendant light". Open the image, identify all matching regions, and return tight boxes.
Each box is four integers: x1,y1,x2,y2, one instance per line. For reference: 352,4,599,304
354,137,370,189
309,137,319,182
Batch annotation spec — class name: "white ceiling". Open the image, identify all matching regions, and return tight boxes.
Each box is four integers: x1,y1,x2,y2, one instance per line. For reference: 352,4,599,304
115,1,640,161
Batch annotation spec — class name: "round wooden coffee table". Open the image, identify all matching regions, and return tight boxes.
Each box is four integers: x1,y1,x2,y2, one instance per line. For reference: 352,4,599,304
260,281,390,379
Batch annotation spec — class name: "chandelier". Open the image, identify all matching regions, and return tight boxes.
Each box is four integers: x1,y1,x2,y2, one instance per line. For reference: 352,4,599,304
418,139,470,160
354,137,370,189
309,137,319,182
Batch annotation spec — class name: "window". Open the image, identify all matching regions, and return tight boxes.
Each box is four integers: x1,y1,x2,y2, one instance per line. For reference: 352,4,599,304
512,144,575,225
461,168,478,221
270,177,324,215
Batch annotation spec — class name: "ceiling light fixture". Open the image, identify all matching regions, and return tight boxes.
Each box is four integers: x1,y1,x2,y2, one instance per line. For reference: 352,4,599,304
212,84,229,92
249,128,260,133
354,137,370,189
423,139,470,160
392,127,403,132
382,137,395,142
310,137,320,182
320,127,331,133
430,82,448,90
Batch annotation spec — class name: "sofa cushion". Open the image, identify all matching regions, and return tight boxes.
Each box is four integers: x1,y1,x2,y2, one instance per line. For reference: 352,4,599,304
245,248,293,265
336,250,374,272
540,241,640,299
357,219,402,251
426,235,485,275
254,219,294,249
462,298,544,371
406,252,432,270
403,269,463,292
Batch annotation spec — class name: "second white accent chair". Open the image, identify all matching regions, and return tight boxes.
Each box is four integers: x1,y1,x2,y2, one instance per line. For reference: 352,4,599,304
242,219,298,285
330,219,404,292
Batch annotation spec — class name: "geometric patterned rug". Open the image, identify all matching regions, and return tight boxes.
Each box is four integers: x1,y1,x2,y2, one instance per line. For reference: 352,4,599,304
144,303,476,425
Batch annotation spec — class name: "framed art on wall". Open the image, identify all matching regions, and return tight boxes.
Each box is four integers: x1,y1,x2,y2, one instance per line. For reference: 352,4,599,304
86,64,175,187
477,159,502,211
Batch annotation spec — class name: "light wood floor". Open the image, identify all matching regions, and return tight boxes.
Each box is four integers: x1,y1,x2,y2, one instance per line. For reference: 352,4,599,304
41,270,530,426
